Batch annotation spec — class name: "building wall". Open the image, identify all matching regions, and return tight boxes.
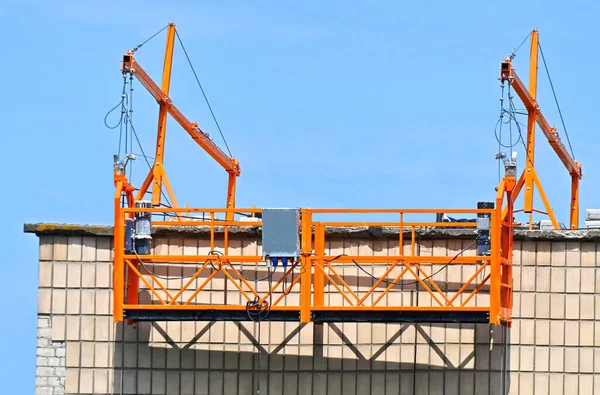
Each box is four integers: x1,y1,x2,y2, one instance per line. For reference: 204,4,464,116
32,230,600,395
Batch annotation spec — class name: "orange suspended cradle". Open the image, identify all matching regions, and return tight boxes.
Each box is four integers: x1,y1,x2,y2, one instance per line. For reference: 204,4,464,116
110,25,578,328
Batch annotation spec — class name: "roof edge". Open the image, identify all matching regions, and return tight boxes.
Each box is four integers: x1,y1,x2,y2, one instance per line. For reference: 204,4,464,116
24,223,600,241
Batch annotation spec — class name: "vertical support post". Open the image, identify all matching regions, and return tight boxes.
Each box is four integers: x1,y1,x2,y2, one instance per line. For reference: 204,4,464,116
126,267,139,307
314,224,325,307
570,174,579,229
126,257,139,306
224,225,229,255
210,212,215,251
523,29,539,218
151,23,176,206
300,209,313,323
410,227,416,256
399,213,404,256
490,180,505,325
501,184,515,325
223,172,232,252
113,182,125,322
225,169,237,221
123,185,138,323
501,168,525,222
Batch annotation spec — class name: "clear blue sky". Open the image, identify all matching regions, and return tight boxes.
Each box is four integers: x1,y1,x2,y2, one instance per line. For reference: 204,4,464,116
2,0,599,392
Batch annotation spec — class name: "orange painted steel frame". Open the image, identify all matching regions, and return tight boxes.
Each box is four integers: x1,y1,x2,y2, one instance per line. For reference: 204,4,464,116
500,29,582,229
112,25,516,327
120,23,241,220
112,176,515,326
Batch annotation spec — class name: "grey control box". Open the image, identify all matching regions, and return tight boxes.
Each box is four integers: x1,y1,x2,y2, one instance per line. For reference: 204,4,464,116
261,208,300,267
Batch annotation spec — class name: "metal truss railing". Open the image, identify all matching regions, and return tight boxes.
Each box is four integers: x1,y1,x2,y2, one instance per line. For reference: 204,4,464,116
113,177,515,326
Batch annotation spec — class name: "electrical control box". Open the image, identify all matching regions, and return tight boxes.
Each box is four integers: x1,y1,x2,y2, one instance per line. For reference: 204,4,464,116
261,208,300,268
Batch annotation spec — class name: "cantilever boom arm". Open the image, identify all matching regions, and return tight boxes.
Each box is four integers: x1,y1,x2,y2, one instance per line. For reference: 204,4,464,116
122,52,241,176
501,62,581,178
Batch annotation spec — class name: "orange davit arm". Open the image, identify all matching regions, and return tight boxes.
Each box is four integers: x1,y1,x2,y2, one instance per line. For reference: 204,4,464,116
499,30,582,229
500,60,581,178
121,52,241,176
120,24,240,217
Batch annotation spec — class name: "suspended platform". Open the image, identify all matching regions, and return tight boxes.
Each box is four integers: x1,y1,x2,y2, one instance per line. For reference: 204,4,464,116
113,177,515,326
109,23,517,327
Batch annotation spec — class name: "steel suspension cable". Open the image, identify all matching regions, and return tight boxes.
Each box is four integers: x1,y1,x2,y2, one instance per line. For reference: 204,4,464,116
538,42,576,159
132,24,171,52
128,75,134,180
498,83,505,181
510,30,533,59
123,111,175,209
175,30,233,157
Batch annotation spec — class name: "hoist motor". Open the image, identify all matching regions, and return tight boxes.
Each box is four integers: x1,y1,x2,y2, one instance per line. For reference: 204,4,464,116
124,201,153,255
134,201,153,254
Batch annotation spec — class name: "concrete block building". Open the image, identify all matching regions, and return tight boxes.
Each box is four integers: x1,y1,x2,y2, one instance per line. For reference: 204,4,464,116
27,224,600,395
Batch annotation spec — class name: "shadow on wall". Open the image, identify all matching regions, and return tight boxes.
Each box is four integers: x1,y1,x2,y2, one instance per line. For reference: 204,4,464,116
111,318,511,395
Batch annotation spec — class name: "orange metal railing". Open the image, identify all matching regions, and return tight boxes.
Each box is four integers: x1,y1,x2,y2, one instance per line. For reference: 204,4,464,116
113,179,515,326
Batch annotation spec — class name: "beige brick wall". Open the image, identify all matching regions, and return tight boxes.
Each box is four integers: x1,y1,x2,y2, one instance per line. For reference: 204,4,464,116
34,233,600,395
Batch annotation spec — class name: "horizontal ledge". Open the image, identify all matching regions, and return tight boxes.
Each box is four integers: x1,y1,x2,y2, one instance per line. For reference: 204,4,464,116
124,255,489,264
311,306,490,312
123,305,488,312
124,309,300,322
122,207,263,213
152,221,480,228
121,305,490,323
123,305,300,311
118,207,490,214
25,223,600,241
310,310,490,323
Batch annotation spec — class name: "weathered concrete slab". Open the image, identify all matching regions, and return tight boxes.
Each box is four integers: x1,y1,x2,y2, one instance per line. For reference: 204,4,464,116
24,222,600,241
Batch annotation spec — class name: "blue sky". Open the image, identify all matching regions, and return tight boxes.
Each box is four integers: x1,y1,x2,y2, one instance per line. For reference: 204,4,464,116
2,0,599,391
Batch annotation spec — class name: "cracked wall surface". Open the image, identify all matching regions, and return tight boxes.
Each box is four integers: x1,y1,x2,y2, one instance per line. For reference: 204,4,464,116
30,226,600,395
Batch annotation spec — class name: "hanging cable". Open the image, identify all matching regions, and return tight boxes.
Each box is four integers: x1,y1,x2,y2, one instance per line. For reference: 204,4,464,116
174,30,233,157
244,264,273,322
122,110,176,209
103,77,127,130
507,86,530,158
494,85,525,151
104,76,130,157
134,249,223,280
325,239,477,286
117,74,175,209
128,74,135,180
123,86,130,166
508,107,513,152
510,30,533,60
538,42,576,159
132,24,171,52
123,112,151,168
498,84,504,181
